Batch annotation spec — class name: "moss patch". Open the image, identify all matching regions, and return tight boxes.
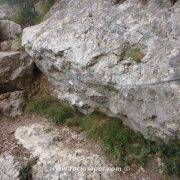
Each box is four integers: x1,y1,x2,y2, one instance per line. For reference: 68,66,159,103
126,48,144,63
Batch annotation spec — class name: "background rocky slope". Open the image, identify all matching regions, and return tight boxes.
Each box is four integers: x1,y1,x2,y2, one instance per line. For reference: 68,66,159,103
0,8,34,117
22,0,180,140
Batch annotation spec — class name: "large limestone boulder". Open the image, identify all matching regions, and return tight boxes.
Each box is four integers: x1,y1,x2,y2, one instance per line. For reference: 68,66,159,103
22,0,180,140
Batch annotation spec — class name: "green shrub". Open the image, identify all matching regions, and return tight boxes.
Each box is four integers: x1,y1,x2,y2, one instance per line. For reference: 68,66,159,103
13,7,39,25
21,7,38,25
4,0,55,25
156,140,180,176
19,164,32,180
45,0,54,7
26,96,52,115
19,158,37,180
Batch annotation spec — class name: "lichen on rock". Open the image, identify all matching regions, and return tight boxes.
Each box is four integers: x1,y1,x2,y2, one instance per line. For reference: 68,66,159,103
22,0,180,140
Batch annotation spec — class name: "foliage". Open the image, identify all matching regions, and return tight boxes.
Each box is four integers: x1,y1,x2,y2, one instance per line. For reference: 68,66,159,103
2,0,37,25
155,141,180,176
1,0,55,25
19,163,32,180
77,115,150,166
26,96,75,124
19,158,37,180
64,117,83,127
26,97,180,177
34,0,55,23
13,7,37,25
71,115,180,176
45,0,54,7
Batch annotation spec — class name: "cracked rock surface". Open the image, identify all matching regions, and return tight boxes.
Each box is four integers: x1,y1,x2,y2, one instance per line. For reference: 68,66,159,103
15,124,115,180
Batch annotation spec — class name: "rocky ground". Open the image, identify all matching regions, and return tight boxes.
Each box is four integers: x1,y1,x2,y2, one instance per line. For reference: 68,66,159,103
0,0,179,179
0,114,166,180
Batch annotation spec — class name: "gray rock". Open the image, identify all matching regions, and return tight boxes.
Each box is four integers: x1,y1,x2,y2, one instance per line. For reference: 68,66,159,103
0,153,20,180
0,51,33,117
0,51,34,92
0,40,11,51
0,37,22,51
22,0,180,140
15,124,115,180
0,91,24,118
0,20,21,40
0,3,18,20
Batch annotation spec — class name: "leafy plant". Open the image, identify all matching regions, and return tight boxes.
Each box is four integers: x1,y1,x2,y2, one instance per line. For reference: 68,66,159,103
45,102,74,124
19,164,32,180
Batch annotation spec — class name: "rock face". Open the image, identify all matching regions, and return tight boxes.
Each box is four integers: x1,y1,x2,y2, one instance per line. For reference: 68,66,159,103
0,52,33,92
15,124,115,180
0,11,34,118
22,0,180,140
0,20,22,40
0,91,24,118
0,52,33,117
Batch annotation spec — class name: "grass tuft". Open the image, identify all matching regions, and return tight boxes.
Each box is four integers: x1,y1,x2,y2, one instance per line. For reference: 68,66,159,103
19,158,37,180
26,96,74,124
19,164,32,180
10,0,55,25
